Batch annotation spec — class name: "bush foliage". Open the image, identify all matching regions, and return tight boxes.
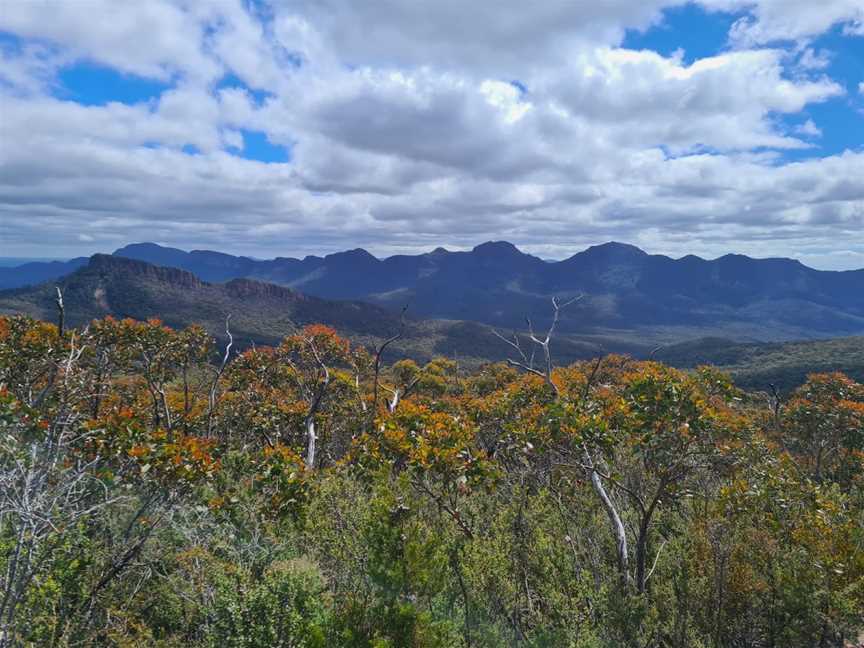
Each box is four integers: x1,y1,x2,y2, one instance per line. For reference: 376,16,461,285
0,314,862,647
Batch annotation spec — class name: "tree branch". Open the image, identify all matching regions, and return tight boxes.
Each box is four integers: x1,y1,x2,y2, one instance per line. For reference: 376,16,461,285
207,315,233,437
373,304,408,415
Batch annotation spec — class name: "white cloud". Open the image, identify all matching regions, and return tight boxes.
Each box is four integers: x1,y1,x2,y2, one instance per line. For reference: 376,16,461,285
797,47,832,70
0,0,219,81
699,0,864,46
539,48,841,153
0,41,65,96
278,0,672,75
0,0,862,269
842,20,864,36
794,119,822,137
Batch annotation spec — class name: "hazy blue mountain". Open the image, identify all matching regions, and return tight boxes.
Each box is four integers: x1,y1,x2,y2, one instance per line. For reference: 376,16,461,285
0,257,89,289
2,241,862,340
0,254,618,364
0,257,67,267
115,240,864,339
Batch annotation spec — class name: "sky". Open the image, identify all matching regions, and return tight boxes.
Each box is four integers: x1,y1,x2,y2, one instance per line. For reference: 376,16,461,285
0,1,862,269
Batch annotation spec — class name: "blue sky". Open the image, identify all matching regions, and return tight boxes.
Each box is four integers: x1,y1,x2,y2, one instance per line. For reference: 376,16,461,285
623,4,742,63
775,24,864,161
51,63,291,163
56,61,172,106
0,1,862,268
623,7,864,162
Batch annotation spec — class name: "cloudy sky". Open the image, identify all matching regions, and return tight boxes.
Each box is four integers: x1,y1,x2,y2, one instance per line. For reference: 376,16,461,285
0,1,862,269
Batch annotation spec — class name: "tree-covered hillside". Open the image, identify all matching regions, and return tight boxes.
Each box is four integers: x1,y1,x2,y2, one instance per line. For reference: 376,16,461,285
656,335,864,392
1,313,863,647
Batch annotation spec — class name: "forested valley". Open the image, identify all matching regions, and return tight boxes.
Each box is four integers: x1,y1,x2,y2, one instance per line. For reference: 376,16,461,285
1,309,862,647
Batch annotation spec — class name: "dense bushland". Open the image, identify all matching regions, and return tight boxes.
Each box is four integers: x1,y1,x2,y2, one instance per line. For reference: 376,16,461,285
0,314,862,647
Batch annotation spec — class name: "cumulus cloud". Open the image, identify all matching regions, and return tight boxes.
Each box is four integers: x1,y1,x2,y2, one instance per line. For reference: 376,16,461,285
700,0,864,46
794,119,822,137
281,0,671,75
538,48,841,152
0,0,219,81
0,0,862,269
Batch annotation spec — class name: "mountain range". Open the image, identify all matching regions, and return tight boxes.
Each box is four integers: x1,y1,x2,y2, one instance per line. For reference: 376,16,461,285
0,254,616,365
1,251,862,390
2,241,862,342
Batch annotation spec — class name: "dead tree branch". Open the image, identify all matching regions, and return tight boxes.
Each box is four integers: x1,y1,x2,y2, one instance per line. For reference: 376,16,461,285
207,315,233,437
372,304,409,415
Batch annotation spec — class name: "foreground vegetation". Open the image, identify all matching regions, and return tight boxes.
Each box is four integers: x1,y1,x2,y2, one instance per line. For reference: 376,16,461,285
1,312,862,647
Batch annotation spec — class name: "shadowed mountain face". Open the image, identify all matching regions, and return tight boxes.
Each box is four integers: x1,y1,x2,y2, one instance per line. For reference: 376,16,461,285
0,254,620,364
0,254,406,348
110,241,864,340
3,241,863,340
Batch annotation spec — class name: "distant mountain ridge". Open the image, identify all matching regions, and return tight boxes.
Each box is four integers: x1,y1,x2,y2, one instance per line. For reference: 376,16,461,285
0,257,88,289
0,254,407,347
2,241,863,341
2,254,862,392
0,254,619,364
109,241,864,340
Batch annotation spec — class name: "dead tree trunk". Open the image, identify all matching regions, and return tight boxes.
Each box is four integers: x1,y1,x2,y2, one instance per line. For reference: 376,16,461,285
494,295,633,591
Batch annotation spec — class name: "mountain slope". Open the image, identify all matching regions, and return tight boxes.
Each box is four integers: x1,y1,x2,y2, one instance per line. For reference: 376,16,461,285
3,241,862,341
0,255,618,364
113,241,864,340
